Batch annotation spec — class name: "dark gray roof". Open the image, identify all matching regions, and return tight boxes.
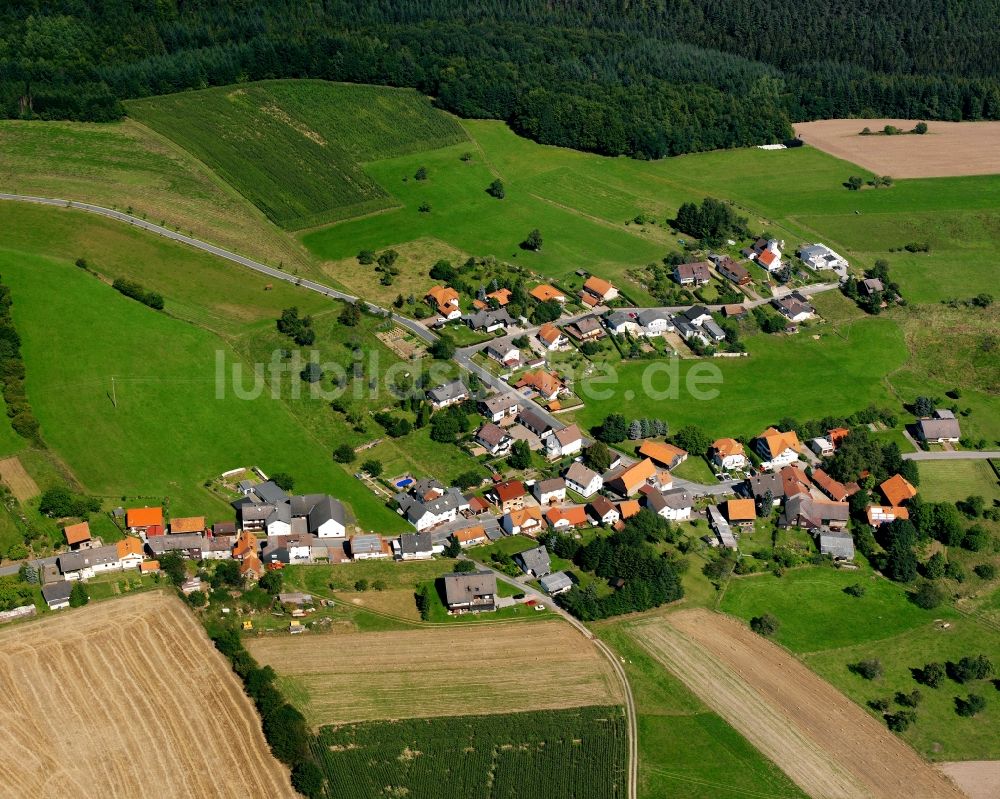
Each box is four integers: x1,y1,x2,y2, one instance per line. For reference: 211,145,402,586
42,581,73,604
351,534,383,555
819,528,855,559
57,545,120,573
572,315,602,335
605,310,633,328
253,480,290,505
918,418,961,440
516,544,551,577
146,533,206,555
518,408,553,435
398,488,465,524
702,319,726,341
400,532,433,555
746,472,784,500
638,309,670,326
540,571,573,593
661,489,693,509
682,305,712,323
427,379,468,404
443,570,497,606
467,308,513,330
481,394,517,414
411,477,445,498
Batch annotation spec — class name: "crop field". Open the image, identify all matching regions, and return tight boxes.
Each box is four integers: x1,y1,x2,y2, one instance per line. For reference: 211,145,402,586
632,610,963,799
314,706,627,799
0,243,402,528
126,81,467,230
0,456,39,502
795,119,1000,178
246,620,623,726
0,118,309,271
572,317,907,440
0,592,296,799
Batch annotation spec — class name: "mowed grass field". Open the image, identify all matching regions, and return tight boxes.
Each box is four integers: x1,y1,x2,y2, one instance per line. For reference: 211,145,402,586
0,592,297,799
722,567,1000,761
126,81,467,230
0,242,402,528
918,460,1000,503
246,620,623,726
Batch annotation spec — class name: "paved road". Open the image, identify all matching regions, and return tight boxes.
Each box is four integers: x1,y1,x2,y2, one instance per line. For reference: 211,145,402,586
902,450,1000,461
0,554,58,578
469,558,638,799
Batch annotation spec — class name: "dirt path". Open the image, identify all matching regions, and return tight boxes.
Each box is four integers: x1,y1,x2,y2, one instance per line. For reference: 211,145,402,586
631,609,964,799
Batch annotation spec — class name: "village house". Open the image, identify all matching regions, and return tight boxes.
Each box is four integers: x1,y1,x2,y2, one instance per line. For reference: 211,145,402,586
811,468,855,503
213,521,237,537
818,528,855,561
262,532,317,565
396,532,434,560
453,525,489,548
396,486,468,531
722,304,748,319
772,292,815,322
170,516,206,535
779,495,850,531
518,407,555,440
642,487,693,521
202,534,235,560
867,505,909,527
747,239,783,273
533,477,567,505
725,498,757,529
530,284,567,304
917,409,961,443
62,521,92,550
546,424,583,460
756,247,782,273
426,379,469,410
809,437,835,457
126,506,163,534
537,322,566,350
515,544,552,577
545,504,589,531
638,309,673,337
146,532,207,560
604,310,639,336
754,427,801,470
503,506,544,536
746,472,784,506
116,537,145,570
673,261,711,287
881,474,918,507
564,462,603,498
798,243,849,273
606,458,657,497
580,276,618,306
350,534,390,561
780,464,813,498
57,544,125,581
240,555,264,582
472,288,512,311
479,393,519,423
638,441,688,471
859,277,884,297
444,570,497,613
680,305,713,327
41,581,73,610
233,490,346,538
588,495,621,527
466,307,513,333
715,256,752,286
565,315,605,341
711,438,748,471
485,341,521,368
425,285,461,320
515,370,566,403
617,499,641,524
490,479,527,513
476,422,514,457
540,571,573,595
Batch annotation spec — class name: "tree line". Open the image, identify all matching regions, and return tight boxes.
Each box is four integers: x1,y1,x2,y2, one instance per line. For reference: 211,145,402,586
6,1,1000,157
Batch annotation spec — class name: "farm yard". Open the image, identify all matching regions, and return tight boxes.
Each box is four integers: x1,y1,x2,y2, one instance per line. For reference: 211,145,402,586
246,620,623,725
314,706,628,799
0,591,297,799
631,610,964,799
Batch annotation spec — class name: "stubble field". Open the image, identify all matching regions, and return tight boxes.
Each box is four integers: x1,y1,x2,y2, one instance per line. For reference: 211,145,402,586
0,591,296,799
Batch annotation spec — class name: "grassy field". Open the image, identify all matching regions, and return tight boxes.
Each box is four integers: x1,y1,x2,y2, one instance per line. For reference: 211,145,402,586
918,460,1000,503
596,622,808,799
314,706,627,799
572,317,907,440
0,244,402,528
126,81,467,230
0,118,311,272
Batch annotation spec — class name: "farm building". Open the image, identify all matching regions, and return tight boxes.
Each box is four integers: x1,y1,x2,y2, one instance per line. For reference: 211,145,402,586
41,581,73,610
638,440,688,470
126,506,163,533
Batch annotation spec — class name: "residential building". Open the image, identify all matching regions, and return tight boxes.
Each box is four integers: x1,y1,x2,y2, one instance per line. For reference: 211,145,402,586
581,276,618,305
638,441,688,470
480,393,518,422
674,261,711,286
533,478,567,505
780,464,813,498
116,537,144,570
530,284,566,304
881,474,918,507
262,533,317,565
637,309,673,337
755,427,801,470
756,247,782,273
503,506,544,536
722,304,748,319
588,496,621,526
779,495,850,531
490,480,527,513
350,534,390,560
467,307,513,332
515,370,566,402
425,285,461,319
146,533,206,560
545,504,589,530
518,408,555,440
202,535,234,561
859,277,884,296
57,545,123,581
716,256,752,286
213,522,237,537
809,437,835,457
240,555,264,581
798,244,849,272
537,322,566,350
396,487,468,531
607,458,657,497
126,506,163,534
746,472,784,505
643,488,693,521
701,318,726,342
811,468,855,503
772,292,815,322
565,315,604,341
62,521,91,549
42,581,73,610
427,379,468,410
565,462,602,498
917,409,961,443
453,526,489,548
617,500,641,522
867,505,909,527
546,424,583,459
711,438,748,471
443,571,497,613
540,571,573,595
397,532,435,560
485,342,521,368
232,531,258,561
725,498,756,529
515,544,552,577
604,310,639,336
476,422,514,457
680,305,713,327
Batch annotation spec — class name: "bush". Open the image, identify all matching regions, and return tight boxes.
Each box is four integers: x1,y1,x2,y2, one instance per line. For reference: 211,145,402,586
895,689,922,708
885,710,915,731
843,582,866,598
868,697,890,712
354,579,369,592
262,703,310,765
112,277,164,310
69,581,89,607
486,179,505,199
962,524,992,552
332,444,355,463
361,459,383,477
910,580,946,609
749,613,779,637
453,560,477,573
947,655,993,683
913,662,945,688
850,658,883,680
270,472,294,491
974,563,996,580
955,694,987,717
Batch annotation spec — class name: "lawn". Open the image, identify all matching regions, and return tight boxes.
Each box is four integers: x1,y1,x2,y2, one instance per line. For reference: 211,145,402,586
0,245,403,529
917,460,1000,504
720,565,954,653
572,317,907,440
126,81,467,230
596,622,807,799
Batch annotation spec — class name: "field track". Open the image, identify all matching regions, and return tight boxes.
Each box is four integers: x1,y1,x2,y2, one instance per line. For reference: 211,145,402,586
0,591,296,799
632,609,964,799
248,619,623,726
0,456,39,501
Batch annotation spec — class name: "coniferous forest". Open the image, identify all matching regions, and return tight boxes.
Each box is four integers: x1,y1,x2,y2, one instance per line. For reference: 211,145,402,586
3,1,1000,158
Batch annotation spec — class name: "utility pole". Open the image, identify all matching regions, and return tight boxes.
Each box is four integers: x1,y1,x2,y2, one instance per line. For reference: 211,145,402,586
111,376,117,409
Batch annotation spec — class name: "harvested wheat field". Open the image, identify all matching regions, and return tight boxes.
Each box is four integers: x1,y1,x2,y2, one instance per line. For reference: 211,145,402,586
0,456,39,502
937,761,1000,799
248,619,623,726
0,591,296,799
631,609,963,799
795,119,1000,178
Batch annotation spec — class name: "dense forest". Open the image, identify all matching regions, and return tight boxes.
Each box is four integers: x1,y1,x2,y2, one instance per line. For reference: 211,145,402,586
3,1,1000,158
